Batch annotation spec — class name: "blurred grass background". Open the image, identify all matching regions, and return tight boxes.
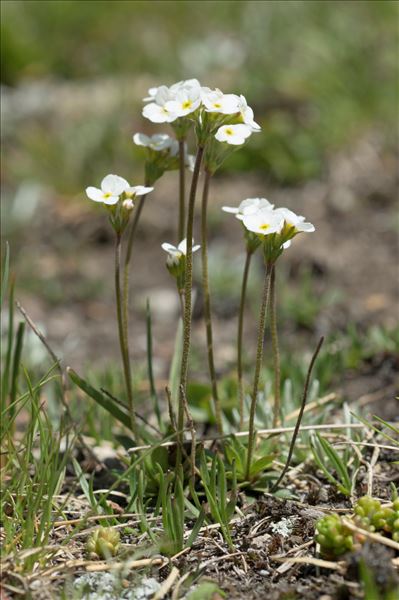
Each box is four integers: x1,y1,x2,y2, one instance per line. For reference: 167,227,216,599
1,0,398,381
1,0,397,192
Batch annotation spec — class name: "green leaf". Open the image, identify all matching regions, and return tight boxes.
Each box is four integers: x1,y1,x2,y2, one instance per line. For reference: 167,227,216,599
1,241,10,308
67,368,132,430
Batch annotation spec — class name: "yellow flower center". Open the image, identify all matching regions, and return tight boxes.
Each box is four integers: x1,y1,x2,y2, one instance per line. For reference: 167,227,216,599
103,192,113,198
259,223,270,231
225,128,234,136
182,100,192,109
213,102,222,108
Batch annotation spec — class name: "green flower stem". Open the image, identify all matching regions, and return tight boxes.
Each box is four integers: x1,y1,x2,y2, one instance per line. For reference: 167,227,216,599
177,145,204,465
270,265,281,428
245,262,273,481
238,249,252,431
114,232,137,438
201,169,222,435
178,139,186,241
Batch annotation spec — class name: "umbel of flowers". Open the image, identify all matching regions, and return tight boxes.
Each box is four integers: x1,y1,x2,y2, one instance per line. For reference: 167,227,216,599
222,198,315,478
83,77,316,483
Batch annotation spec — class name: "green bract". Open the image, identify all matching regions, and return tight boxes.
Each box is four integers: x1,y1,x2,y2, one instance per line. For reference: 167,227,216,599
354,496,393,533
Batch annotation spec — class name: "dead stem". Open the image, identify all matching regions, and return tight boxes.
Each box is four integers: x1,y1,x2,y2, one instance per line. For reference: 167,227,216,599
270,265,281,428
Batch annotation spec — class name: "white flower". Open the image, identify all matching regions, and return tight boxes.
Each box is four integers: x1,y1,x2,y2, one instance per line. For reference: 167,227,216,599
202,88,239,114
86,174,130,205
142,80,202,121
133,133,179,156
161,239,200,260
165,87,201,118
237,95,261,130
142,102,177,123
215,123,253,145
170,78,201,94
125,185,154,198
242,208,284,236
273,207,315,233
222,198,274,219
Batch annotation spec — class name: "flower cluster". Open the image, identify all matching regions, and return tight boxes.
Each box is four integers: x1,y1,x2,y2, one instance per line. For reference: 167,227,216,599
133,132,195,184
161,238,200,292
85,174,153,233
223,197,315,261
86,526,120,559
315,514,354,559
142,78,260,148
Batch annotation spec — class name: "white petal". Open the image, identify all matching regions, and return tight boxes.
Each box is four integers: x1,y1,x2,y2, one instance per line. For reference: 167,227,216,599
126,185,154,196
177,239,187,254
86,186,105,202
192,244,201,253
161,243,178,254
222,206,239,214
102,195,120,206
143,102,177,123
133,133,150,146
101,174,129,195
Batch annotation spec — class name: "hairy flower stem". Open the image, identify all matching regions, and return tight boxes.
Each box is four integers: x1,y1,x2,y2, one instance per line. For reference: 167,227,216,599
122,192,149,332
270,266,281,428
115,233,137,438
178,139,186,241
201,170,223,435
245,262,273,481
238,249,253,431
176,145,204,466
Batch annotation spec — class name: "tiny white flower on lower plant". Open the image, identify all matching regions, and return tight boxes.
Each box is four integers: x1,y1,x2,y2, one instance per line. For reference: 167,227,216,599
86,174,130,205
125,185,154,198
162,239,200,262
273,207,315,233
242,208,284,235
237,95,261,130
133,133,179,156
215,123,253,145
202,88,239,114
222,198,274,219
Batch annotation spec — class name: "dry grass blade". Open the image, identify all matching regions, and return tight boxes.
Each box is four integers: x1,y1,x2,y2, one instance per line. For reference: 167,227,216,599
270,555,344,571
152,566,180,600
341,518,399,551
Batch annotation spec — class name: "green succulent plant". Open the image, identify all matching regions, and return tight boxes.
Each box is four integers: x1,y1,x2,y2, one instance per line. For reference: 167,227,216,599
354,496,393,533
315,514,354,558
86,526,120,559
387,499,399,542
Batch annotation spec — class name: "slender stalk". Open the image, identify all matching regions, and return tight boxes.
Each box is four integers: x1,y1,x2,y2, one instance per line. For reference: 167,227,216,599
270,265,281,428
238,249,252,431
245,262,273,481
178,139,186,242
114,233,137,437
122,192,149,334
201,170,222,434
177,145,204,465
271,336,324,493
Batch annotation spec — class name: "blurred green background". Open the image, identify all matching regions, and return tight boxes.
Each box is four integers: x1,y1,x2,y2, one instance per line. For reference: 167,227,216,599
2,0,397,191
